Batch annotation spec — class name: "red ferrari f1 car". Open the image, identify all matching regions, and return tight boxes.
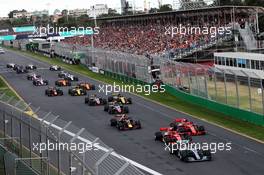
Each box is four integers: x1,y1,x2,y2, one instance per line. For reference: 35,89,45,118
169,118,206,136
155,127,192,144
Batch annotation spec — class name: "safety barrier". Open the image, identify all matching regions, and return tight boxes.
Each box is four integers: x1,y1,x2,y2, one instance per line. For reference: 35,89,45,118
0,93,146,175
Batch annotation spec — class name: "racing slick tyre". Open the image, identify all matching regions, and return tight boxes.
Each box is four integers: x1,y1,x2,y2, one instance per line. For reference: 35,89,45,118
58,91,63,96
178,150,188,162
88,100,95,106
74,77,79,81
163,137,176,145
44,81,49,85
91,85,96,90
104,105,109,111
155,132,163,141
101,99,107,105
85,98,89,104
135,120,141,129
198,126,205,132
169,122,175,127
123,106,129,113
110,119,117,126
177,127,187,133
203,150,212,160
117,122,125,130
108,109,114,114
68,90,73,96
127,98,132,104
182,134,192,141
108,96,113,102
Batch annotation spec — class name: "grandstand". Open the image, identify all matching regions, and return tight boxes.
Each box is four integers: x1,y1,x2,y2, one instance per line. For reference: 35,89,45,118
62,6,264,63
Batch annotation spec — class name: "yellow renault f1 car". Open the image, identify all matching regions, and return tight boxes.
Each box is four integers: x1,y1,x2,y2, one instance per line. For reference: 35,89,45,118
68,86,87,96
108,93,132,104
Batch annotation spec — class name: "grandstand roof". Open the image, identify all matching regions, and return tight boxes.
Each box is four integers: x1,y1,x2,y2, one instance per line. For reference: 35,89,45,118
98,6,264,22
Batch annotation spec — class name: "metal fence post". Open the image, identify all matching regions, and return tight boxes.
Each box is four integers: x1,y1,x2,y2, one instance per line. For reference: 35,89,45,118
69,128,85,175
194,69,199,96
214,69,217,100
241,71,252,111
261,78,264,115
58,121,72,175
114,162,130,175
187,71,191,93
204,69,208,99
46,115,60,175
29,117,32,166
235,73,240,108
3,110,6,138
19,114,22,157
223,70,228,104
95,149,113,175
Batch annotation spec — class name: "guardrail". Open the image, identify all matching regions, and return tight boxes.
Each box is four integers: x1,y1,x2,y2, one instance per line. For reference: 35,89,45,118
0,92,146,175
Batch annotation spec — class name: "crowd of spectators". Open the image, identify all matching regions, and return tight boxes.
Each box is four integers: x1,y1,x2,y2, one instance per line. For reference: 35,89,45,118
61,13,251,57
63,23,219,57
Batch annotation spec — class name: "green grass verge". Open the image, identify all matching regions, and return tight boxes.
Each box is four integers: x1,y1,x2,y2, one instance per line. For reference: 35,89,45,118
6,47,264,142
0,76,19,99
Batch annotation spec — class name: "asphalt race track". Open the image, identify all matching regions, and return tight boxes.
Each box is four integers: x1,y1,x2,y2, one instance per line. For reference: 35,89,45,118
1,50,264,175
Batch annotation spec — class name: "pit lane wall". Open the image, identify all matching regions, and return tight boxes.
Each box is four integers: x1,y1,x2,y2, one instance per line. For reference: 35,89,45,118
104,70,264,126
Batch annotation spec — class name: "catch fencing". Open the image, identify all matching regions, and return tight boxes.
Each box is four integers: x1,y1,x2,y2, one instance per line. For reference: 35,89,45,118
159,60,264,115
54,43,151,83
0,92,145,175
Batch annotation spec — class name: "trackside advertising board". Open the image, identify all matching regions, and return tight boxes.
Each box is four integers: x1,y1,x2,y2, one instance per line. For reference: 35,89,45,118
12,26,36,33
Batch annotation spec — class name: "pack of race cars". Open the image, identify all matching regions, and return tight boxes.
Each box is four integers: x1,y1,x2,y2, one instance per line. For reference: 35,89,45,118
6,62,212,163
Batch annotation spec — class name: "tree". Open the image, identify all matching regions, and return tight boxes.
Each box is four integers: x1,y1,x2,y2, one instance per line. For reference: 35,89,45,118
218,0,244,6
158,4,173,12
61,9,68,16
244,0,264,6
8,10,18,18
8,9,27,18
53,9,61,15
149,8,158,13
108,8,118,15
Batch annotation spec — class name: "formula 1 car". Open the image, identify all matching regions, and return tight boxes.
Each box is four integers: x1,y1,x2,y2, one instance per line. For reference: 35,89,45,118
25,64,37,70
49,65,62,71
68,86,87,96
110,114,141,130
45,87,63,97
27,73,41,80
55,79,71,86
169,140,212,162
33,78,49,86
108,93,132,104
16,66,29,74
85,94,107,106
104,102,129,114
6,63,18,69
78,82,95,90
58,71,79,81
155,128,192,144
169,118,206,136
